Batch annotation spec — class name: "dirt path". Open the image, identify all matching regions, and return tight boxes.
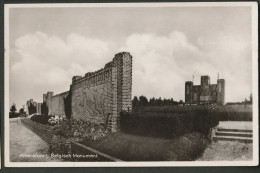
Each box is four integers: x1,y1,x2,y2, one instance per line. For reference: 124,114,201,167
197,141,252,161
10,118,60,162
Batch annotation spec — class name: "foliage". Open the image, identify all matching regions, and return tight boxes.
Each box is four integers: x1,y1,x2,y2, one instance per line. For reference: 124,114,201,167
10,103,17,113
50,135,71,159
52,118,108,141
138,95,148,106
120,105,218,138
132,96,139,108
19,107,25,114
132,95,184,110
9,103,19,118
30,114,50,124
48,115,66,125
9,112,19,118
83,131,209,161
210,104,252,121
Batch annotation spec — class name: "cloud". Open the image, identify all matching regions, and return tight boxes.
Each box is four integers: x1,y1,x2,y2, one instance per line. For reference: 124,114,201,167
119,31,252,102
10,30,252,108
10,32,113,108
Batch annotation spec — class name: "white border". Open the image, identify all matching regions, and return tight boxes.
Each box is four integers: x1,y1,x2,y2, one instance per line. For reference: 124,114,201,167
4,2,259,167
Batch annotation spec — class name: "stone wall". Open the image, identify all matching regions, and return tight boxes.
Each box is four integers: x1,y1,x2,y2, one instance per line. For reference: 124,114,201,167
70,52,133,132
43,92,54,115
36,103,42,114
49,91,69,115
26,52,132,132
71,67,113,122
25,99,37,115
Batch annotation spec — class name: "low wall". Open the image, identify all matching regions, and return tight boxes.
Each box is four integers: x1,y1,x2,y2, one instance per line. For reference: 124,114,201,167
70,141,123,162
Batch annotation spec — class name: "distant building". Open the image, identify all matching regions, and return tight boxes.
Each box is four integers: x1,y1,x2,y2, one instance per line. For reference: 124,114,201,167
185,75,225,105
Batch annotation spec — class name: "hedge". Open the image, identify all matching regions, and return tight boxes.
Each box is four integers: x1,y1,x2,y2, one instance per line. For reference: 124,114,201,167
120,108,218,138
30,114,51,125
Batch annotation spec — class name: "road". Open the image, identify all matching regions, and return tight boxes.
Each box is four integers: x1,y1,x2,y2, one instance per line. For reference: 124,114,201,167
9,118,60,162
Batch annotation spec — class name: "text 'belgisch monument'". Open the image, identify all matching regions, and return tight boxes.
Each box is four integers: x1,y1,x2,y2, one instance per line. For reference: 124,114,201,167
28,52,133,132
185,75,225,105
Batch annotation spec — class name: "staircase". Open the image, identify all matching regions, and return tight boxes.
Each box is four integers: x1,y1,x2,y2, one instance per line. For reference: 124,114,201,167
212,128,253,143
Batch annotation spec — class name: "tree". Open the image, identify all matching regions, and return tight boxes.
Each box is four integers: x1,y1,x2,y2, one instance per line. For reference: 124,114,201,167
132,96,139,108
10,103,17,113
157,97,162,106
249,93,253,104
139,95,148,106
19,108,25,114
179,100,184,105
244,98,248,104
149,97,155,106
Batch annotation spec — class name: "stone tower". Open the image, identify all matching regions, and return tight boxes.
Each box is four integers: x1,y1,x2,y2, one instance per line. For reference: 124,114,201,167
200,75,210,103
184,75,225,105
217,79,225,105
45,92,53,115
112,52,133,130
185,81,193,104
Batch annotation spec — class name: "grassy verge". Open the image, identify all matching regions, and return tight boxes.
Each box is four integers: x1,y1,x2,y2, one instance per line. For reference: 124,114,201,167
82,132,209,161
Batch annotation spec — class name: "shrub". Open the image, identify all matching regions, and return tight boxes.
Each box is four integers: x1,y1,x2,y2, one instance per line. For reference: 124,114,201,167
52,118,108,141
30,114,50,124
141,105,252,121
120,106,218,138
50,135,71,159
48,115,66,126
9,112,20,118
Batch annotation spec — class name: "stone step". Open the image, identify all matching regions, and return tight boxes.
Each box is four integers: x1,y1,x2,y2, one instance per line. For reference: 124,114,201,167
217,128,252,133
215,131,253,138
213,136,253,143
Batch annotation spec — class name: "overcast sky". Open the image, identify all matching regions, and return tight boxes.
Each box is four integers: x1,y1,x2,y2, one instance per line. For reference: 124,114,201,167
8,6,253,109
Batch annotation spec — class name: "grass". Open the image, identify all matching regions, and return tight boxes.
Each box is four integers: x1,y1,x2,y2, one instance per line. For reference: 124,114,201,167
81,131,209,161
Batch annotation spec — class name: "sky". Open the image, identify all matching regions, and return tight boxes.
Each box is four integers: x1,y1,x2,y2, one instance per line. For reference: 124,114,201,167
8,5,253,109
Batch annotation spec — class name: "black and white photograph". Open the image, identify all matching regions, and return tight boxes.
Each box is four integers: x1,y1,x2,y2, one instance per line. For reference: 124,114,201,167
4,2,258,167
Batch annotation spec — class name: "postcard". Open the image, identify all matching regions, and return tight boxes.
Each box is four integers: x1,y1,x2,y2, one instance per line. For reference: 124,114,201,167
4,2,258,167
